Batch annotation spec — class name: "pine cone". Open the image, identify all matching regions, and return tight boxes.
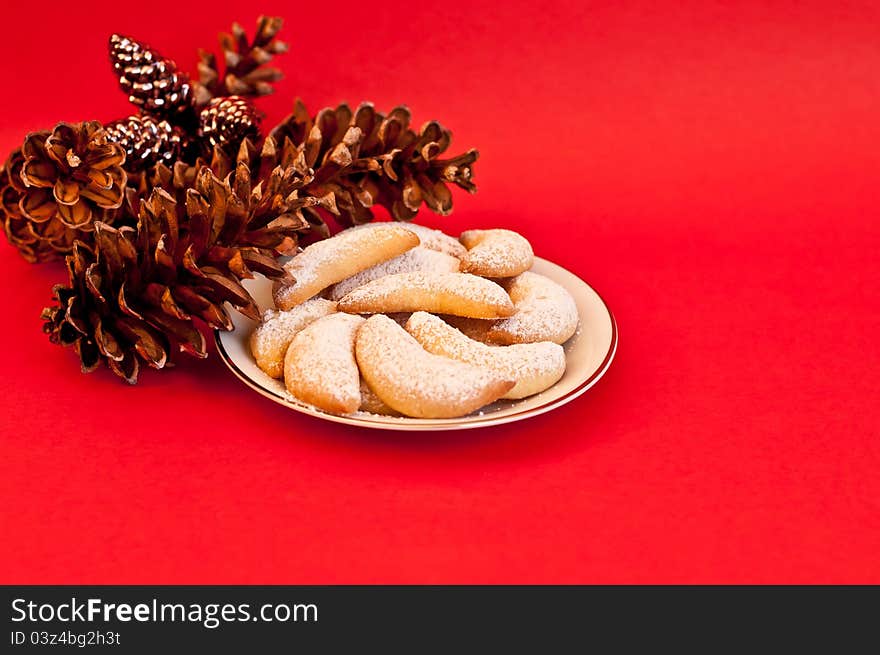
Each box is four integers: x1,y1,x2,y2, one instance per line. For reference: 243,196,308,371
41,163,319,383
270,99,478,224
20,122,127,227
109,34,193,118
105,115,187,172
1,122,127,262
198,96,261,152
192,15,288,106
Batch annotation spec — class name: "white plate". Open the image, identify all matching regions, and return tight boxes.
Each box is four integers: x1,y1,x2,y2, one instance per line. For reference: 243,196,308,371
215,257,617,431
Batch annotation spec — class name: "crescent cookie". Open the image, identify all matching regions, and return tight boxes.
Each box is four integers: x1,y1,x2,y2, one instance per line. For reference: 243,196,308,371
405,312,566,399
337,272,515,318
325,247,460,301
249,298,338,378
284,313,365,414
344,222,467,258
355,315,515,418
446,272,579,345
487,271,579,344
459,228,534,278
273,224,419,310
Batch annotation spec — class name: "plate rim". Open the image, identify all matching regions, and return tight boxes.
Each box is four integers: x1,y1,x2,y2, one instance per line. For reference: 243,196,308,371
214,259,618,431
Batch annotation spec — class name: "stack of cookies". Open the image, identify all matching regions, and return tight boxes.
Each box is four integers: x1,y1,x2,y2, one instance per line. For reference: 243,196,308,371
249,223,579,418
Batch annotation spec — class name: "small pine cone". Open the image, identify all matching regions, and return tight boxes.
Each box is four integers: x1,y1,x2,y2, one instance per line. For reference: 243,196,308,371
198,96,261,151
192,15,288,106
105,115,187,172
109,34,193,117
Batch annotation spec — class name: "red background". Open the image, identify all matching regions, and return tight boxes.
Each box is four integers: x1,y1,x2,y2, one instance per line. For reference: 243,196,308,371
1,0,878,583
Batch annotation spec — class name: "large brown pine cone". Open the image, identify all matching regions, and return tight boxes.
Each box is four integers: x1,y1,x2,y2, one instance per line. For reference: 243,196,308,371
41,163,321,383
270,99,478,224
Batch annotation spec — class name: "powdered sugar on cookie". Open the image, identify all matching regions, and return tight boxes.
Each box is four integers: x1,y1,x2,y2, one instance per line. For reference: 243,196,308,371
249,298,338,378
405,312,565,399
344,222,467,258
355,314,514,418
325,247,460,301
273,224,418,310
338,272,515,318
358,378,401,416
488,271,579,344
459,228,534,278
284,313,365,414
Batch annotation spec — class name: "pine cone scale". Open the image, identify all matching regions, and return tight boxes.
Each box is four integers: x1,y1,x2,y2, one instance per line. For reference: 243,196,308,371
86,146,126,169
20,189,56,222
53,178,80,205
239,249,285,277
113,316,169,369
142,308,207,358
56,200,93,228
84,265,105,304
20,160,55,187
64,294,90,336
78,182,124,209
93,317,125,362
21,133,48,160
173,286,233,331
83,168,114,189
108,352,138,384
77,339,102,373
